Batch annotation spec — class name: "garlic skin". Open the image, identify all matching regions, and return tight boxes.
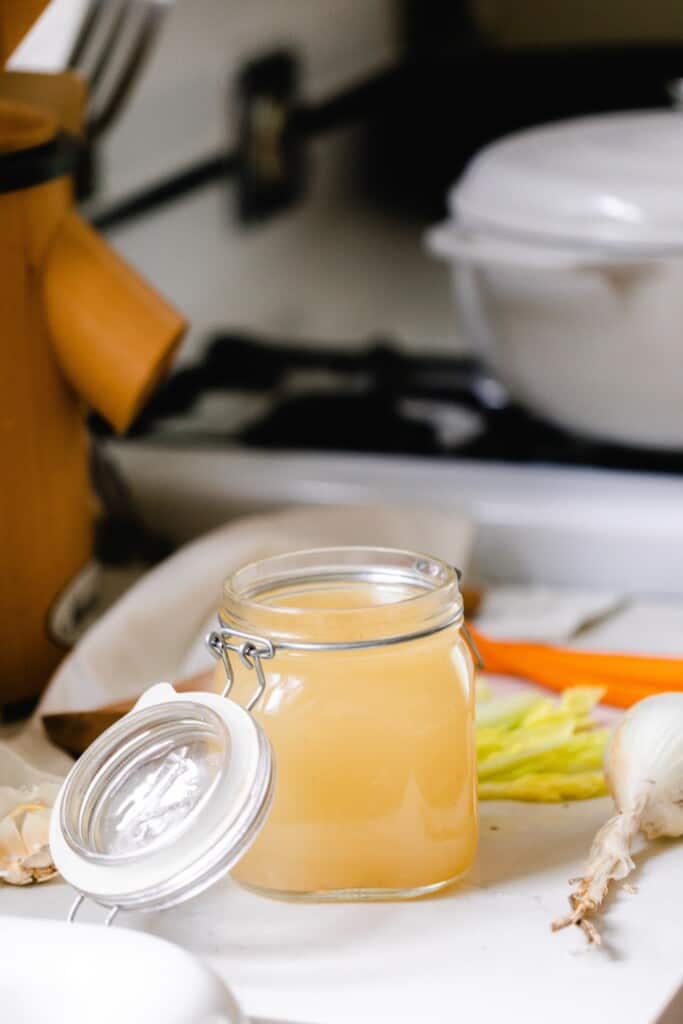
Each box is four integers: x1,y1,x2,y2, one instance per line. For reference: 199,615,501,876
0,802,57,885
553,692,683,944
0,747,63,886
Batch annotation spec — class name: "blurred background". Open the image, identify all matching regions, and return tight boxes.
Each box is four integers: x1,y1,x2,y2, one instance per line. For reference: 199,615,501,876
14,0,683,453
6,11,683,1018
8,0,683,672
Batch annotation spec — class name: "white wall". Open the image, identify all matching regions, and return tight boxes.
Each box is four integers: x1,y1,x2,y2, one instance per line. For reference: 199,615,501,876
10,1,460,365
11,0,398,203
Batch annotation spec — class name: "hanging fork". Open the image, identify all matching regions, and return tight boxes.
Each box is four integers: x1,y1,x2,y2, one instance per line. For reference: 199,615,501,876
67,0,173,138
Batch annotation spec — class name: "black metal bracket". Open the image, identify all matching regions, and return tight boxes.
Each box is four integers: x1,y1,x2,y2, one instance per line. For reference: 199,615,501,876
234,50,305,222
0,132,80,195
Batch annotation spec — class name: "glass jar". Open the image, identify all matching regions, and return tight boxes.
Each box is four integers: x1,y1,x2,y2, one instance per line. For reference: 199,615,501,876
213,546,477,901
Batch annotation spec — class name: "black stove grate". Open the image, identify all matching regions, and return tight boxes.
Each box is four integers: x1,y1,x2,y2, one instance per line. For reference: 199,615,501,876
92,332,683,474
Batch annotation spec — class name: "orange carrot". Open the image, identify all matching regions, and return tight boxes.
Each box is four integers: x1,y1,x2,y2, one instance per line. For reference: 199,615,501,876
468,625,683,708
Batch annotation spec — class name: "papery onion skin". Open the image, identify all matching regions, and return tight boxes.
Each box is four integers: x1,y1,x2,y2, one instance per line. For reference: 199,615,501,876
552,692,683,944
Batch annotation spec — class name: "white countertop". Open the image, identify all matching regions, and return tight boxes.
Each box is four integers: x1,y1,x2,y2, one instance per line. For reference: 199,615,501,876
2,795,681,1024
4,489,683,1022
4,452,680,1021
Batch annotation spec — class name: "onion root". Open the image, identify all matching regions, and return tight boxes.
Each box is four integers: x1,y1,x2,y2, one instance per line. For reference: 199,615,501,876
551,807,642,943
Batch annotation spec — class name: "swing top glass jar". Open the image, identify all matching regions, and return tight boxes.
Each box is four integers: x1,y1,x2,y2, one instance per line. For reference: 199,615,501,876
212,546,478,901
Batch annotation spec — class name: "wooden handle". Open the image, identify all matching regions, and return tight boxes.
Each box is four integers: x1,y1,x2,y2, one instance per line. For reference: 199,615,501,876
0,72,87,135
43,213,187,432
42,669,216,758
0,171,93,706
0,96,55,152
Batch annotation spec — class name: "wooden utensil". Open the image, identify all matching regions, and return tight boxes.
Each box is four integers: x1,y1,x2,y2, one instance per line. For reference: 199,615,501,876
0,70,86,134
0,6,186,710
43,670,216,758
461,585,482,619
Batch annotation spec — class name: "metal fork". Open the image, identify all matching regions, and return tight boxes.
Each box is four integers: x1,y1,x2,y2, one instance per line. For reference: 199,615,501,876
67,0,172,137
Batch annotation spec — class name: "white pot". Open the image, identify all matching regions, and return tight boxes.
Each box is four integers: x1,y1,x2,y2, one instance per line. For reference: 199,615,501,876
427,111,683,449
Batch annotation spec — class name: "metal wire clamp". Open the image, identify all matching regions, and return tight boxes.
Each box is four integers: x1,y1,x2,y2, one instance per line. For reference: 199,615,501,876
68,893,120,926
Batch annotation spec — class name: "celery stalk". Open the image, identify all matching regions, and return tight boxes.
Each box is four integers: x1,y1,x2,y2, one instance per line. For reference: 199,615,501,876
475,684,609,803
479,771,607,802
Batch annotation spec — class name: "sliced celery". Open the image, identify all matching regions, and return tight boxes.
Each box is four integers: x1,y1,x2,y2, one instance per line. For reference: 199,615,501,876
477,721,576,780
560,686,606,716
475,683,609,802
479,771,607,802
475,691,541,730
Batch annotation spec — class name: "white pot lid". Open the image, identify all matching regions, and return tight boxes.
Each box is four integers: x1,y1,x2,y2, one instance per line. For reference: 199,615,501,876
451,111,683,253
50,683,274,914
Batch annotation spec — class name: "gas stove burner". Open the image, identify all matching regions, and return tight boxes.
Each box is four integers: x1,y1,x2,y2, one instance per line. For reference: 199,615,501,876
103,332,497,457
399,398,485,449
95,331,683,475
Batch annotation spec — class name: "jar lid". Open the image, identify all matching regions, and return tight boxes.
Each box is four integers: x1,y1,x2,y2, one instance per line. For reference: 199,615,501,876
451,111,683,253
50,684,274,913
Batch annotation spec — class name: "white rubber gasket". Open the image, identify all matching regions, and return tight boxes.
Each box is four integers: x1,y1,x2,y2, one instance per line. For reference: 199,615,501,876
50,684,268,905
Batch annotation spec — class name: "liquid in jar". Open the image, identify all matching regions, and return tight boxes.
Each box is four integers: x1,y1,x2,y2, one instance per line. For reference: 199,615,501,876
218,553,478,900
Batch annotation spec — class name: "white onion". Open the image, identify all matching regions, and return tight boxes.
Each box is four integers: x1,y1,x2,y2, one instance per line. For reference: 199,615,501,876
552,692,683,944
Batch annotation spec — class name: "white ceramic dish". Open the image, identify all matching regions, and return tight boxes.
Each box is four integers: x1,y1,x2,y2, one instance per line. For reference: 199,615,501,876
0,916,244,1024
427,111,683,449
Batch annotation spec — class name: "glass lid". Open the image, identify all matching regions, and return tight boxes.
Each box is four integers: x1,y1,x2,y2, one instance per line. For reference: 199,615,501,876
50,684,275,913
60,702,230,863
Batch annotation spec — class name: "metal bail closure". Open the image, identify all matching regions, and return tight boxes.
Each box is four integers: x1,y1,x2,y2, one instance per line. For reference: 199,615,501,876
207,627,274,710
462,622,485,671
51,683,275,918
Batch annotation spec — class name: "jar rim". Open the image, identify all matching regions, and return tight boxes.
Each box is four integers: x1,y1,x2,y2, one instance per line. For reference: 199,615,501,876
221,546,463,645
